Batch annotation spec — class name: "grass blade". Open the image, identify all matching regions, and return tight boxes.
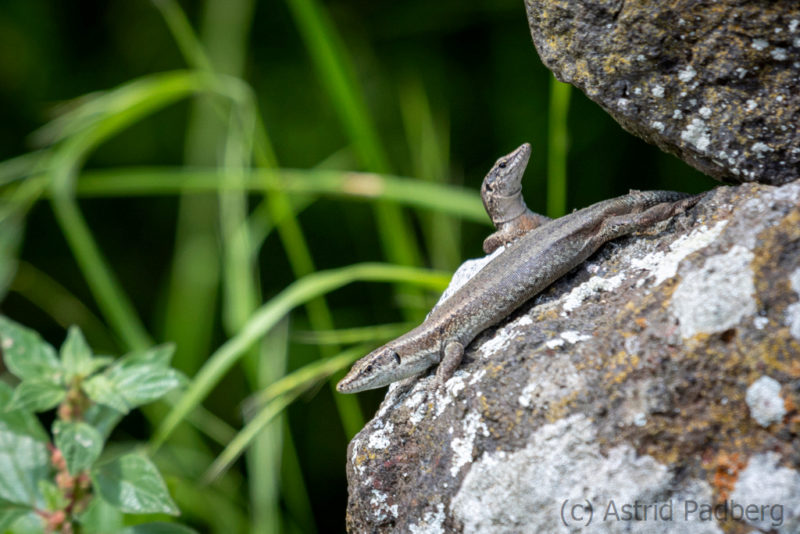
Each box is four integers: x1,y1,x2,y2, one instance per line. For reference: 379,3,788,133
205,344,369,482
151,263,450,449
291,322,412,345
547,78,572,218
65,167,488,223
285,0,422,271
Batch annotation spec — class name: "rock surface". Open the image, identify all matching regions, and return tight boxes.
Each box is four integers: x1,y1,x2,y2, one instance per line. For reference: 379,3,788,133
345,181,800,533
524,0,800,185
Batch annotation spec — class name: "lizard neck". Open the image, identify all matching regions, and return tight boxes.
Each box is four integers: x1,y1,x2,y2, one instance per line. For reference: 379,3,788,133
391,320,444,364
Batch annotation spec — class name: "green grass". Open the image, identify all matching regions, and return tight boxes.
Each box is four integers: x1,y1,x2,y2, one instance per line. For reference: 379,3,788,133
0,0,582,531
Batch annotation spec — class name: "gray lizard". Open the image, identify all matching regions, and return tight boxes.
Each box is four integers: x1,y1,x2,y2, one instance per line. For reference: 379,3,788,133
337,143,702,394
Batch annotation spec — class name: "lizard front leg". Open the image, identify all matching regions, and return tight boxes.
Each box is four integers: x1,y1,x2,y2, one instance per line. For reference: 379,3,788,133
435,340,464,387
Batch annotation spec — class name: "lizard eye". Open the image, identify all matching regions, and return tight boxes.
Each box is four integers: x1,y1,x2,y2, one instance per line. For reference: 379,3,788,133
498,161,507,169
391,351,401,365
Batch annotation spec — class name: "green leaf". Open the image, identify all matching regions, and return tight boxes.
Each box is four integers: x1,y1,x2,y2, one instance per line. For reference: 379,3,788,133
0,383,49,507
53,421,103,475
38,480,67,511
85,356,114,375
76,496,123,533
0,216,23,302
60,326,94,379
8,379,65,412
110,365,186,408
105,345,182,407
82,375,129,413
91,454,179,515
1,511,44,533
0,383,48,442
83,405,124,440
0,316,60,382
0,499,30,531
115,344,175,369
120,522,197,534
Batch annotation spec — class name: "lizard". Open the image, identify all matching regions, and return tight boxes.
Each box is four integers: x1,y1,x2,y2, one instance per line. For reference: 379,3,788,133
336,143,703,394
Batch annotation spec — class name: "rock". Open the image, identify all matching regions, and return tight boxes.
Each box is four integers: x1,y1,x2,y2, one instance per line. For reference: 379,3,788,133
344,180,800,533
524,0,800,186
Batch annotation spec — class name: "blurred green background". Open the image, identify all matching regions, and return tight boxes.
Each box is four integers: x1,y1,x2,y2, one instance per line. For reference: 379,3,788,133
0,0,712,532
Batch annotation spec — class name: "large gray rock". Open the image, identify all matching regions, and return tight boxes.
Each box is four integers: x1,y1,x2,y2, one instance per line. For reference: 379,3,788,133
344,181,800,532
525,0,800,186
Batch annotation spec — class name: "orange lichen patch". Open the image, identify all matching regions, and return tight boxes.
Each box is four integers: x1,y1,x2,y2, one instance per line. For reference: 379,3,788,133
783,394,800,434
789,357,800,378
602,350,640,383
545,390,581,423
703,451,747,501
634,317,648,328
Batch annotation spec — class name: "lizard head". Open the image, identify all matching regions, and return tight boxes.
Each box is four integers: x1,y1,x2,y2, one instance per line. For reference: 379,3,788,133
481,142,531,198
336,343,434,394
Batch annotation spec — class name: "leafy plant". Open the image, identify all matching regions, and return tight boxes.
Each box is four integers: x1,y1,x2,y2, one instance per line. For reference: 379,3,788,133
0,316,192,534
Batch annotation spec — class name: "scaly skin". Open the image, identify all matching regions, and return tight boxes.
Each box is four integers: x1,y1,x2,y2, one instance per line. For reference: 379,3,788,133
337,145,703,394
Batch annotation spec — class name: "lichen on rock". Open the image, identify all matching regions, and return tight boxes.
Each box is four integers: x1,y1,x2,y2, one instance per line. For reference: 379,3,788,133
524,0,800,185
344,182,800,533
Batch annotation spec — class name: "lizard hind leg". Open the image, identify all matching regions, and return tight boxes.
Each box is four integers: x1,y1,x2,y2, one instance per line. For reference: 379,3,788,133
435,340,464,388
594,194,702,243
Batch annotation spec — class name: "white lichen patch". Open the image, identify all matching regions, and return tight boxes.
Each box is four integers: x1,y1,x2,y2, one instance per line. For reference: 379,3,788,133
731,181,800,250
434,376,467,418
753,316,769,330
466,369,486,391
746,376,786,427
450,411,490,477
752,142,774,157
681,118,711,152
771,48,788,61
673,109,683,119
369,489,399,521
409,503,446,534
451,414,722,533
518,359,584,408
544,338,565,349
652,84,664,98
616,379,660,428
561,273,625,314
405,389,430,425
752,38,769,50
652,121,665,133
561,330,592,344
630,221,727,286
731,452,800,533
678,65,697,82
670,246,756,339
367,421,394,450
787,267,800,341
633,412,647,427
351,437,367,477
698,106,712,119
476,314,533,359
